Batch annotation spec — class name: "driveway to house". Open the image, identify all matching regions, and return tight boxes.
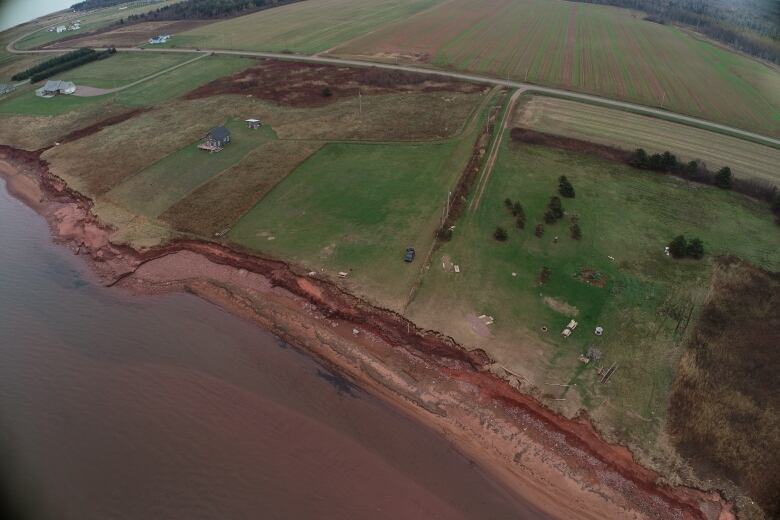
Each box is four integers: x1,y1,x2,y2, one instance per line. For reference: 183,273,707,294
70,52,208,96
7,35,780,148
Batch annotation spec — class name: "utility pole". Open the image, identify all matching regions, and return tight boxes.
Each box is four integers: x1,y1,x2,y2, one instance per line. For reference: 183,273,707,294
358,90,362,115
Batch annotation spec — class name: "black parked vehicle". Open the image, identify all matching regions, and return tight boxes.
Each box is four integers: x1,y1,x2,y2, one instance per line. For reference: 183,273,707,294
404,247,416,263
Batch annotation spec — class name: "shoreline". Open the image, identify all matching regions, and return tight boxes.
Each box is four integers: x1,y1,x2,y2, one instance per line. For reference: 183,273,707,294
0,146,735,520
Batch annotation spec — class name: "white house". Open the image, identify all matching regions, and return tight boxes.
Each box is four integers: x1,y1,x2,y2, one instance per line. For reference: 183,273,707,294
55,25,67,33
148,34,171,44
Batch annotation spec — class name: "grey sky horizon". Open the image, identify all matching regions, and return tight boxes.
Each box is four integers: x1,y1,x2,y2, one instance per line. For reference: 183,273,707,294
0,0,74,32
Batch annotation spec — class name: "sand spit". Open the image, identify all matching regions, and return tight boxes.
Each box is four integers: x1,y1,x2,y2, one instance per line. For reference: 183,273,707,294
0,145,735,520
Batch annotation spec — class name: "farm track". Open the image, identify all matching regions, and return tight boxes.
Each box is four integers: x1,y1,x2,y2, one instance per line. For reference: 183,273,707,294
8,37,780,149
470,88,521,212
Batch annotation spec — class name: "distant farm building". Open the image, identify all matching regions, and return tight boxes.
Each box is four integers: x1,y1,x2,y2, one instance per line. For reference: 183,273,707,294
148,34,171,44
35,80,76,98
199,126,231,152
55,25,67,33
245,118,261,129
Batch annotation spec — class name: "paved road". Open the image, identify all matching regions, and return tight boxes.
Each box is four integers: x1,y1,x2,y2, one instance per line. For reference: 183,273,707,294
7,37,780,148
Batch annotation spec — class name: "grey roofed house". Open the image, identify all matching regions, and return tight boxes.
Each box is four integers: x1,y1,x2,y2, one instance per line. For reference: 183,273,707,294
199,126,231,151
35,80,76,97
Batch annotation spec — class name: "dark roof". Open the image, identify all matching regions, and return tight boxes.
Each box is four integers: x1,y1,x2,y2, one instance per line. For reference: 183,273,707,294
208,126,230,140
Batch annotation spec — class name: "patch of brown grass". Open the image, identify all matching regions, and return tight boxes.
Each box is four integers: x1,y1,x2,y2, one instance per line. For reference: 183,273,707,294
668,257,780,518
42,97,244,197
0,100,125,151
185,58,484,107
160,140,322,236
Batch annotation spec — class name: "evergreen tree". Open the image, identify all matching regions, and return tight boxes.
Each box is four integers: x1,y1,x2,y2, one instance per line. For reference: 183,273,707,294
629,148,648,168
669,235,688,258
570,223,582,240
558,176,575,198
494,227,508,241
547,196,564,219
686,238,704,259
715,167,732,189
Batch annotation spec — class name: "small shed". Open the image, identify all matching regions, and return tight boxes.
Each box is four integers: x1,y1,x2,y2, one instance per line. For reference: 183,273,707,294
199,126,231,152
245,118,261,129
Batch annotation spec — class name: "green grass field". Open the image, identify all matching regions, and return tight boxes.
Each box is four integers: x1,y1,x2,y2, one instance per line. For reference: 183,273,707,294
515,95,780,185
332,0,780,137
63,52,194,89
225,88,499,307
107,119,276,217
0,55,252,119
160,0,441,54
229,141,465,305
406,137,780,446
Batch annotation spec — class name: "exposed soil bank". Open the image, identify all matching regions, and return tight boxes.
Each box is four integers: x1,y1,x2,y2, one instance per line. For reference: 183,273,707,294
0,145,735,520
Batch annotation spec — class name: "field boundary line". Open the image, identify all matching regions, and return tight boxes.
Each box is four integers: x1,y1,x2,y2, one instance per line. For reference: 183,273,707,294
469,88,522,213
400,87,502,315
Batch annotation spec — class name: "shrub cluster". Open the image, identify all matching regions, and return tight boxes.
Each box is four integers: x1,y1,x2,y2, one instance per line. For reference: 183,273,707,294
669,235,704,260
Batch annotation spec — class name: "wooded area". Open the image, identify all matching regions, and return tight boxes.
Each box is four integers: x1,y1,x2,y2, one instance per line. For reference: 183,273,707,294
126,0,299,22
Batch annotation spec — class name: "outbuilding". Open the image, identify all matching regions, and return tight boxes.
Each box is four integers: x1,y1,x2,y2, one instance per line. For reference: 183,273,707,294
245,118,261,129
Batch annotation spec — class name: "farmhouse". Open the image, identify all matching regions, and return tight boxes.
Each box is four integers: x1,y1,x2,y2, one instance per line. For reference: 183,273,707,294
55,25,66,33
199,126,231,152
245,118,262,129
35,80,76,98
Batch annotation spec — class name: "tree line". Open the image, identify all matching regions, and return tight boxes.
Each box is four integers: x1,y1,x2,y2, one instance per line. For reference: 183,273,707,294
71,0,140,10
12,48,116,83
627,148,778,208
568,0,780,64
125,0,298,22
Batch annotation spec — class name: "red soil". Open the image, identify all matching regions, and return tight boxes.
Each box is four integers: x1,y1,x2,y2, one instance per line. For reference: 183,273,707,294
55,108,149,148
184,58,482,107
